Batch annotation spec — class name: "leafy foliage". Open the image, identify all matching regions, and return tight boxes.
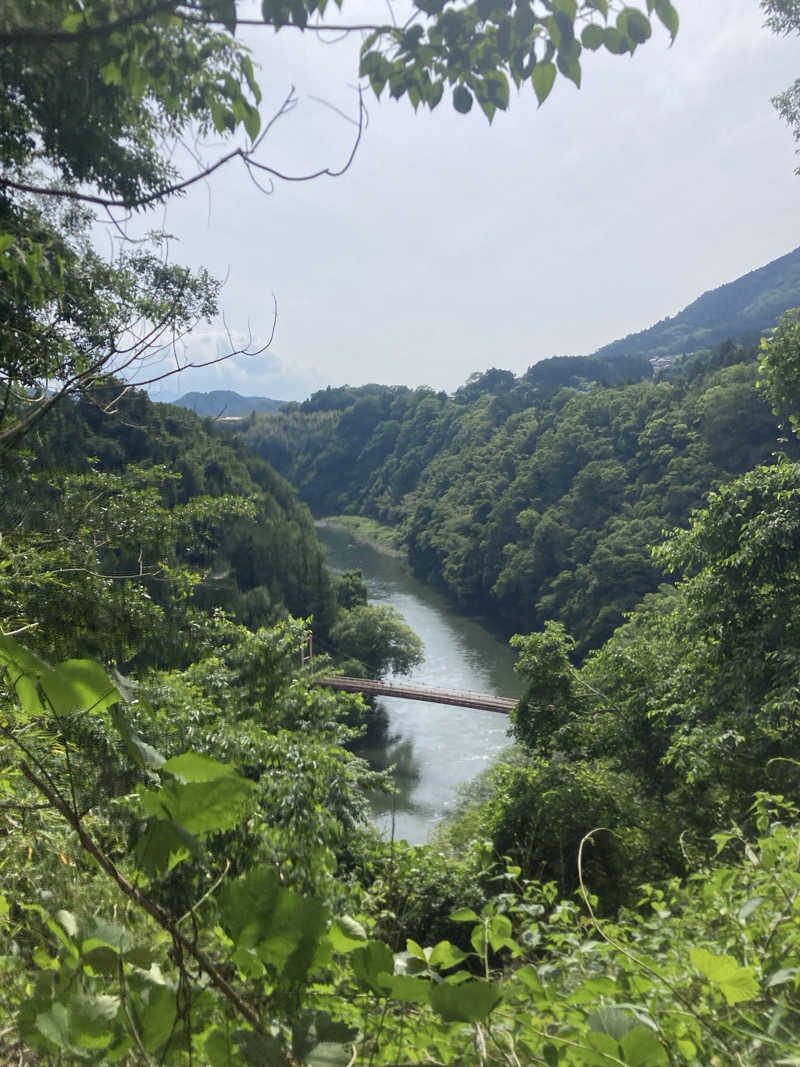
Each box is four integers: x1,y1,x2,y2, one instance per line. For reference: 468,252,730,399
5,631,800,1065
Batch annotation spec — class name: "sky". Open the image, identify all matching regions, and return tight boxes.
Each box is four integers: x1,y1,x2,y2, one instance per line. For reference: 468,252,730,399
132,0,800,402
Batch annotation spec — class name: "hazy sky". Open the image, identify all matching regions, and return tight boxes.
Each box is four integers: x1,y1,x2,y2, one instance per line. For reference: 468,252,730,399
134,0,800,401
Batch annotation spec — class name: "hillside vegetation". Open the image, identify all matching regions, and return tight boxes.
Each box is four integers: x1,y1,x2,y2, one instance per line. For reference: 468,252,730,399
174,391,285,417
6,0,800,1061
243,340,796,651
589,243,800,364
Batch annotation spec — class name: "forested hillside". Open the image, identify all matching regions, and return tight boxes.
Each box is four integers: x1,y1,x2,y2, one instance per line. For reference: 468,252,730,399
588,243,800,364
174,391,284,417
1,385,421,673
243,340,796,650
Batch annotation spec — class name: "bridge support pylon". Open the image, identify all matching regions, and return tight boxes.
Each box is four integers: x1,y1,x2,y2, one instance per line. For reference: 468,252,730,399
300,631,313,669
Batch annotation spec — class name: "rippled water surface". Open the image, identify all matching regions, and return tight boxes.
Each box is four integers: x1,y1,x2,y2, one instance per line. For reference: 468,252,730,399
317,525,521,844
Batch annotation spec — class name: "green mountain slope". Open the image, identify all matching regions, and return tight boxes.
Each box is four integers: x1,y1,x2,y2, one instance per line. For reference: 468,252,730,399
174,390,284,416
588,244,800,364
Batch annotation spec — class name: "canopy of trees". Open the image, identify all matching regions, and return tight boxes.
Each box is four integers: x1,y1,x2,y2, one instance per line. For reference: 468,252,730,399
243,339,796,652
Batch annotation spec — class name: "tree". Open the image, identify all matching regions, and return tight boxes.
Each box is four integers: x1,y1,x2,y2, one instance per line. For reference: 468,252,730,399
763,0,800,167
330,603,424,676
759,306,800,433
0,0,679,451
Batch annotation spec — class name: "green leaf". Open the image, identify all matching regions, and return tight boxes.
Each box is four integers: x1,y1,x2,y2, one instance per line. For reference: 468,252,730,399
587,1005,638,1041
767,967,799,988
556,39,581,87
624,9,652,45
134,818,202,873
654,0,679,40
80,916,134,957
35,1003,77,1055
532,62,556,105
405,938,427,960
429,939,469,969
211,100,227,133
69,990,120,1050
235,1028,290,1066
430,980,503,1022
690,947,760,1005
381,974,432,1004
328,916,367,952
161,751,239,783
581,24,605,50
470,923,486,955
140,775,253,835
220,867,330,981
0,234,14,253
100,61,123,85
111,706,165,770
453,85,473,114
450,907,479,922
350,940,395,994
243,103,261,142
487,913,514,951
49,659,120,716
61,11,85,30
620,1025,669,1067
138,984,178,1052
566,976,618,1003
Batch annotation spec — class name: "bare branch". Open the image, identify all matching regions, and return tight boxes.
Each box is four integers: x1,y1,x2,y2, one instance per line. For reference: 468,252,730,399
0,87,366,211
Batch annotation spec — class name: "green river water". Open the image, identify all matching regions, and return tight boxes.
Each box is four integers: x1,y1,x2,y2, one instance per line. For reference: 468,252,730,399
317,524,522,845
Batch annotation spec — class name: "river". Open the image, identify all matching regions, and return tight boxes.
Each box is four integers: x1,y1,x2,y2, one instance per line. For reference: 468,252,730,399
317,524,521,845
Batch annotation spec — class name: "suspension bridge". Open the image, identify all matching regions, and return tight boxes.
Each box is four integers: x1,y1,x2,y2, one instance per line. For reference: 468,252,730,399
314,675,517,714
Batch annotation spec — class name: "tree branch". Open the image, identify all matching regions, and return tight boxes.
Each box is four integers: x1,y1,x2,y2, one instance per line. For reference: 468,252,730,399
0,86,366,211
18,759,270,1039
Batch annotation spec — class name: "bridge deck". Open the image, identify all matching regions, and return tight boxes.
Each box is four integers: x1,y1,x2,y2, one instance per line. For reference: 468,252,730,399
316,675,516,714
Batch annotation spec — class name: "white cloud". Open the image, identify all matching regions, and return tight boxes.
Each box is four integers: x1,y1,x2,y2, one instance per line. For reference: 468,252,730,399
134,0,800,398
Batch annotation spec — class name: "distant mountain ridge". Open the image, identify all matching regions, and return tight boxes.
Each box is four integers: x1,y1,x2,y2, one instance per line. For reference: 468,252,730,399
522,245,800,393
589,245,800,364
173,390,284,416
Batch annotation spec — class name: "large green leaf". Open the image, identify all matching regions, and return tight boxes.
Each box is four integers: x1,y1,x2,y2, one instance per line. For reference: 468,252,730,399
429,939,469,969
532,62,556,105
220,867,330,981
68,989,120,1051
162,751,239,782
350,940,395,995
137,984,178,1053
49,659,120,716
381,974,432,1004
690,947,760,1005
430,979,503,1022
134,818,203,873
140,775,253,836
620,1025,669,1066
0,637,120,720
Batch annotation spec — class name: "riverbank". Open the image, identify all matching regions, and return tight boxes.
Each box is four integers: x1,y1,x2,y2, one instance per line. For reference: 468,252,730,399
315,515,406,558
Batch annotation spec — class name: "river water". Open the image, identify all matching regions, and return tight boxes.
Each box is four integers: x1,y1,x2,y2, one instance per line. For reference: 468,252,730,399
317,525,521,845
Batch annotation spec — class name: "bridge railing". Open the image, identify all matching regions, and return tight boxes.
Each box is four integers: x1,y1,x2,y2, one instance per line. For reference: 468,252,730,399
315,675,517,713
